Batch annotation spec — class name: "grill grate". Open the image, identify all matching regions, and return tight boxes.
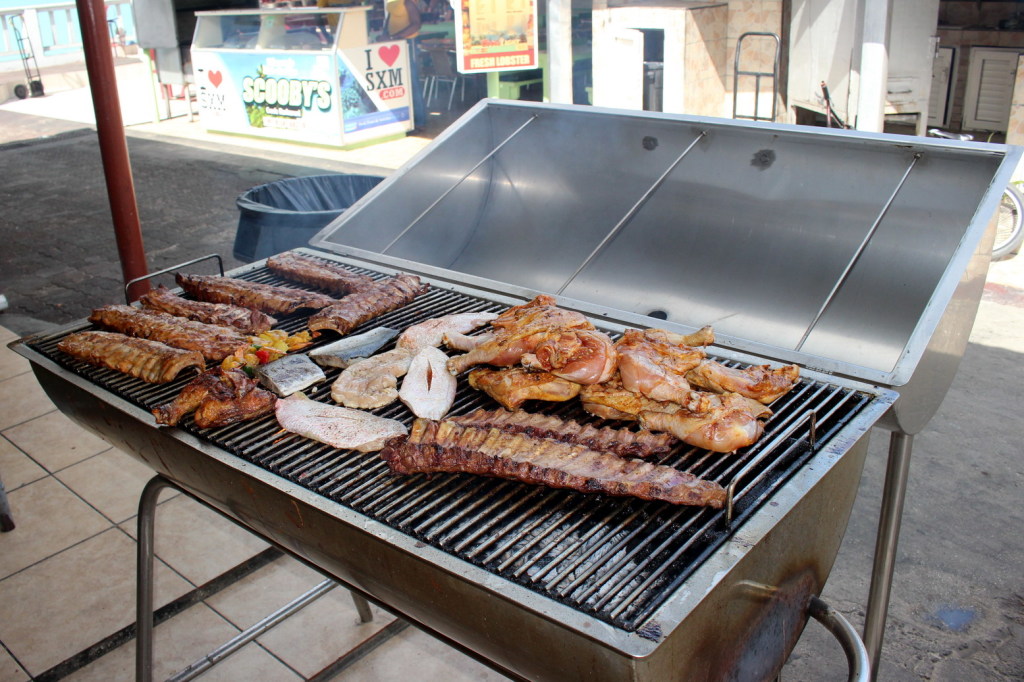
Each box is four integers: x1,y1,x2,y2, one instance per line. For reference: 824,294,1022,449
27,262,871,631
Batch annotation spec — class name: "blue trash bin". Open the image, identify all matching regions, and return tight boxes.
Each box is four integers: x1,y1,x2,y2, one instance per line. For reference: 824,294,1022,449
233,174,384,262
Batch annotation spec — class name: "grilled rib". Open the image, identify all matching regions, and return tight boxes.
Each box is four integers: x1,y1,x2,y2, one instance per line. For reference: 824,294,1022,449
57,331,204,384
89,304,248,361
266,251,374,295
449,408,678,459
380,420,727,508
176,273,337,315
308,273,430,335
139,285,277,334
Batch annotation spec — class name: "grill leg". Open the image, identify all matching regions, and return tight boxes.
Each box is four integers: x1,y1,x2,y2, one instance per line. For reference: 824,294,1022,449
863,431,913,679
352,593,374,623
0,473,14,532
137,475,172,682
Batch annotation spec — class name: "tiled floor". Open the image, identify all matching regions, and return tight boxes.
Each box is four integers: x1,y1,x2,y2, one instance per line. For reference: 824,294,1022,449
0,325,506,681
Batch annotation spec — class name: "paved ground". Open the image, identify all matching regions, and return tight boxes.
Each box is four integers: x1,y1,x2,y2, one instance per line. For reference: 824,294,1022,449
2,59,1023,680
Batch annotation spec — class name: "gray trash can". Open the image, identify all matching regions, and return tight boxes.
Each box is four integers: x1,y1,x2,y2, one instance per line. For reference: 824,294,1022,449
233,173,384,262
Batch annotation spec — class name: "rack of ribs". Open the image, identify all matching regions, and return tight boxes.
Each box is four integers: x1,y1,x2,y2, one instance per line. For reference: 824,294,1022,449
176,273,337,315
308,273,429,335
57,331,205,384
380,419,727,508
88,305,249,362
139,286,277,335
449,407,678,459
266,251,374,296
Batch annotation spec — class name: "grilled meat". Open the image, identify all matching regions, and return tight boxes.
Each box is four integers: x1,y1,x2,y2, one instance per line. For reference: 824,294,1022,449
447,295,594,375
656,326,715,348
152,368,276,427
266,251,374,295
579,379,683,421
380,420,727,507
308,274,429,335
57,331,204,384
331,348,414,409
615,328,707,403
139,286,277,335
468,366,581,411
275,393,407,452
397,311,498,353
640,393,773,453
686,359,800,404
88,304,248,361
399,346,457,420
449,408,677,459
521,329,618,385
176,273,337,315
443,329,494,351
490,294,593,333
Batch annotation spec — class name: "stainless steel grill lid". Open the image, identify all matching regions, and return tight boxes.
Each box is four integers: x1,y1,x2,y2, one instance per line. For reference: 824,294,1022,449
310,100,1021,432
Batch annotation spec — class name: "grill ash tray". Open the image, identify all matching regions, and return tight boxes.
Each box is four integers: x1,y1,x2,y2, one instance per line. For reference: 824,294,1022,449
24,263,887,633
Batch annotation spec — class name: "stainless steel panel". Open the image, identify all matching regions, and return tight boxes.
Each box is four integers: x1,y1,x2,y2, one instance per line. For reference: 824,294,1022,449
312,101,1020,405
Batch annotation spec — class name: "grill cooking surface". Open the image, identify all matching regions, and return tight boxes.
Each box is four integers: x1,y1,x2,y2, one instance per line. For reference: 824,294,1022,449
27,263,873,631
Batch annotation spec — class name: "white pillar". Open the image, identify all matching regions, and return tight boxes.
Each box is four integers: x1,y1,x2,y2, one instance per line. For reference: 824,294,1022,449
546,0,573,103
855,0,892,132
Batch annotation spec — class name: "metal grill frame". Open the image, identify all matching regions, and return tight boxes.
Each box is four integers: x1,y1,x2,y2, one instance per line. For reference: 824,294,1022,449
11,252,897,679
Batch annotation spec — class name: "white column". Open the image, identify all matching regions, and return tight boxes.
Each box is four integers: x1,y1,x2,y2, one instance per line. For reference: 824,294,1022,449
855,0,892,131
546,0,573,103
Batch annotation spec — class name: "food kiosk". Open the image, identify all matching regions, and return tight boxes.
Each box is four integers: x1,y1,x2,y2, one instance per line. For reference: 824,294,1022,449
191,8,413,148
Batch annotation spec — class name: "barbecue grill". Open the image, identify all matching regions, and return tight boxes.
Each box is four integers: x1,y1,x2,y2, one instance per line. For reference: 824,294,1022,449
10,101,1019,680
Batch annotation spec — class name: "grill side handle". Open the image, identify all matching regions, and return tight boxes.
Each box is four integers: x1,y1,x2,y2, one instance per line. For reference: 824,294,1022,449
807,596,870,682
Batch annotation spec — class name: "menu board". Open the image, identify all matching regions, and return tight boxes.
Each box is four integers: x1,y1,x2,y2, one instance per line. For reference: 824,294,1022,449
454,0,538,73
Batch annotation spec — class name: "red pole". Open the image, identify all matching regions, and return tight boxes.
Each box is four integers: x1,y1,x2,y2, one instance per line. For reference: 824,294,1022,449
75,0,150,301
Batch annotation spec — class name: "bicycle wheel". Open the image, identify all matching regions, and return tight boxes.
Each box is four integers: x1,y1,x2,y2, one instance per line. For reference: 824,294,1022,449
993,184,1024,261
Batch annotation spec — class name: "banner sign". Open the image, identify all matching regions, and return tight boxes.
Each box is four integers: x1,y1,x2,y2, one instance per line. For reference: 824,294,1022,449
338,42,412,142
192,42,411,147
454,0,538,74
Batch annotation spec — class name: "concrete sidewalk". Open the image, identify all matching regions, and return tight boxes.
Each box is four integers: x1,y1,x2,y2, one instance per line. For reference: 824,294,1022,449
2,59,1024,681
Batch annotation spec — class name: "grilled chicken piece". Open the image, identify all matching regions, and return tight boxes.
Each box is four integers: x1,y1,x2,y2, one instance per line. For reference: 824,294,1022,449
57,331,204,384
152,368,276,428
640,393,772,453
520,329,618,385
468,367,581,411
442,330,495,351
489,294,593,333
656,326,715,348
579,379,684,421
139,286,277,335
447,295,595,375
89,304,248,361
266,251,374,295
308,274,429,335
380,420,727,508
331,348,414,409
275,393,407,452
176,273,337,315
686,360,800,404
449,408,678,459
399,346,457,419
615,328,707,403
396,311,498,353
